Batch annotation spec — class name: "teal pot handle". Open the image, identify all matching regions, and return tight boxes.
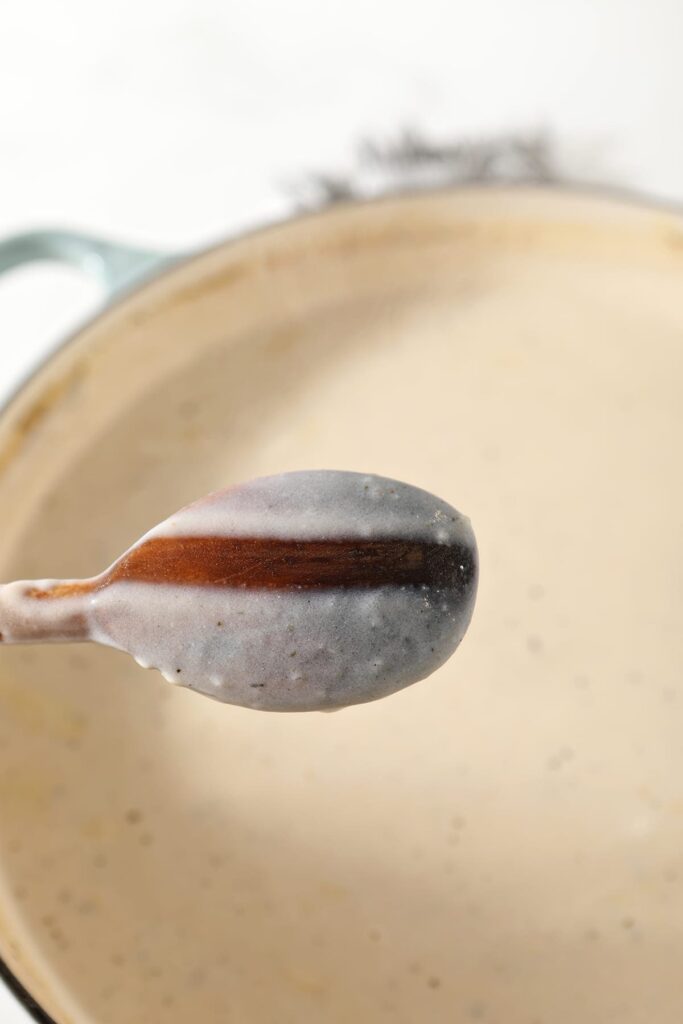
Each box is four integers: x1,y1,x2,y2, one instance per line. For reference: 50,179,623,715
0,228,174,298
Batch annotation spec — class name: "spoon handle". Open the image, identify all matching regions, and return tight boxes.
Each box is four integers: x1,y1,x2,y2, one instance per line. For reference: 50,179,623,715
0,581,92,644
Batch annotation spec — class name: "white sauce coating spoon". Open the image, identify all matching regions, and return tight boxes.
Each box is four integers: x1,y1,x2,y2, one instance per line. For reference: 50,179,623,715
0,470,478,711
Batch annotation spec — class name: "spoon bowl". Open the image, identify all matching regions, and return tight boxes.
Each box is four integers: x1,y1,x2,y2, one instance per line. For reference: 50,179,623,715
0,470,478,711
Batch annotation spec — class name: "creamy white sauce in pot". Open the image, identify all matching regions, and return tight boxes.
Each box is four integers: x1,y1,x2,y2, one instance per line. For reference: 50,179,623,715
0,189,680,1023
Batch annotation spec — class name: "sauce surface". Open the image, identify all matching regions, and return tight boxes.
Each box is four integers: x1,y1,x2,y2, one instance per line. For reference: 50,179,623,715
0,191,681,1023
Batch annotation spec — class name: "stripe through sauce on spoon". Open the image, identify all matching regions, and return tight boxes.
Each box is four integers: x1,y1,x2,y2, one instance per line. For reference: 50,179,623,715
0,471,478,711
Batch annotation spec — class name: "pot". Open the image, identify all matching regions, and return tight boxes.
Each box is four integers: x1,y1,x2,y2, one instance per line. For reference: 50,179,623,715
0,187,681,1023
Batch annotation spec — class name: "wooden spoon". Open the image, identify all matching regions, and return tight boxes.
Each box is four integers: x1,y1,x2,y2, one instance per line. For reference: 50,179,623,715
0,470,478,711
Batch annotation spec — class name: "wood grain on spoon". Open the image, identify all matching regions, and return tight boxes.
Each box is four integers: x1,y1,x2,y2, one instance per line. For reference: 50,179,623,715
27,535,476,598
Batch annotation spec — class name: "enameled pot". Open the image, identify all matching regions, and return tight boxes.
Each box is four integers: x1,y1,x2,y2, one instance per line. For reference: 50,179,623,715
0,188,681,1024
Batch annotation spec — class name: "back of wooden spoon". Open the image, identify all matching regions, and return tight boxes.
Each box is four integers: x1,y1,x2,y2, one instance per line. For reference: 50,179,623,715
0,471,478,711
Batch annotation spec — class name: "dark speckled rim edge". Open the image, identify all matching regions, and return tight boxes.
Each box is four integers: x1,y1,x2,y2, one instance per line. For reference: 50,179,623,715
0,955,55,1024
0,180,681,1024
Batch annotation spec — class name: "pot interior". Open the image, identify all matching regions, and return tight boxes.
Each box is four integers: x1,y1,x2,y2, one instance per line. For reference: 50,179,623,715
0,189,681,1024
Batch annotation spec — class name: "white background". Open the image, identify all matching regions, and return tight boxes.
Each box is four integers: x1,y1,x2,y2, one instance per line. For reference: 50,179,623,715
1,0,683,1019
